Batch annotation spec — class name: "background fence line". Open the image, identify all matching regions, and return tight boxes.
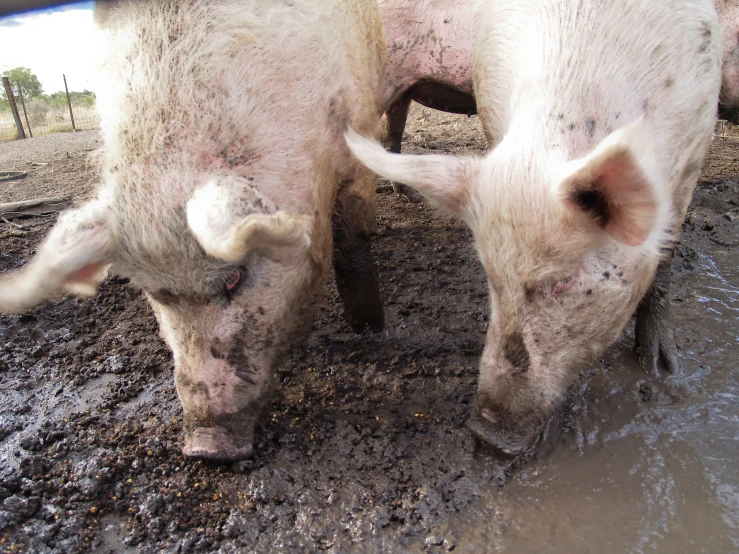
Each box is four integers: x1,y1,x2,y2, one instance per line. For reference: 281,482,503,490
0,74,98,141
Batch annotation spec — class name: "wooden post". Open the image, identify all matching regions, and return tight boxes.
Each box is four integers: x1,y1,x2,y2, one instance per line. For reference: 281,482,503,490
16,80,32,138
63,73,75,131
2,76,26,140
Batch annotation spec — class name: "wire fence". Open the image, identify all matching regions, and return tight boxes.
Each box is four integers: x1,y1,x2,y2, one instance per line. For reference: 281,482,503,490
0,74,99,142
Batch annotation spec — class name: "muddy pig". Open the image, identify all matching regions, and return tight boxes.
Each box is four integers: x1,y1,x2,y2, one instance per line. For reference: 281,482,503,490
717,0,739,122
347,0,721,456
0,0,386,461
378,0,485,202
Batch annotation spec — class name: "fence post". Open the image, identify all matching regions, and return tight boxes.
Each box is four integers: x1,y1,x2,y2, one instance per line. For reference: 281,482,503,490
16,81,33,138
2,76,26,140
63,73,76,131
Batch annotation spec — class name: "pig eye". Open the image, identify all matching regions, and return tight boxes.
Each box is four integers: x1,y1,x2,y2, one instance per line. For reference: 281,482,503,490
551,273,578,296
224,269,243,299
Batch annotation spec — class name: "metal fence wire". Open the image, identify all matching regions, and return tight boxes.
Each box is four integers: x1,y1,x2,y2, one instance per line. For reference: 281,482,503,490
0,74,99,141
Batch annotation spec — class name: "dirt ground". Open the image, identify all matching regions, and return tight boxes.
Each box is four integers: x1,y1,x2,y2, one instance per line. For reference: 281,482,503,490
0,107,737,554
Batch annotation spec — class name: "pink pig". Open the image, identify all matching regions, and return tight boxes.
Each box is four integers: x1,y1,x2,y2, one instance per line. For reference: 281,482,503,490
349,0,722,455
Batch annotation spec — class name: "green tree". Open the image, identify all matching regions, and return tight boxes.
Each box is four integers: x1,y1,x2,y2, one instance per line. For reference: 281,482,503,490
1,67,43,100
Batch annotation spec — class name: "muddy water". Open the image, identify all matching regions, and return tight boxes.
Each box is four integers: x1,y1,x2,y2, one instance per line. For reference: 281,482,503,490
427,239,739,552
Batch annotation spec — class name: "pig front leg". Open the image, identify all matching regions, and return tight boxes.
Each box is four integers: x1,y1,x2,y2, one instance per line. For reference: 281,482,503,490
332,177,385,333
634,252,681,375
385,96,424,204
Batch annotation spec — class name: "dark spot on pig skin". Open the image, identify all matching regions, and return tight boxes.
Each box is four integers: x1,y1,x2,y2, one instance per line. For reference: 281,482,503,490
524,285,536,302
568,123,576,131
698,24,712,53
586,289,593,295
189,381,211,400
210,345,226,360
150,288,177,306
226,336,263,386
664,77,674,89
503,332,530,374
234,367,257,386
258,306,265,315
570,186,611,228
585,118,596,138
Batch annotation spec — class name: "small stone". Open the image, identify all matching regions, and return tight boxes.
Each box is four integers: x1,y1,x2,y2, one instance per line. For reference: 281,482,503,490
638,381,653,402
425,535,443,547
347,349,363,362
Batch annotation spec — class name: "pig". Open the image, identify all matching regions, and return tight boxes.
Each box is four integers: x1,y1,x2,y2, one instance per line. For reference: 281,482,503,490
0,0,386,461
717,0,739,122
347,0,722,456
378,0,484,202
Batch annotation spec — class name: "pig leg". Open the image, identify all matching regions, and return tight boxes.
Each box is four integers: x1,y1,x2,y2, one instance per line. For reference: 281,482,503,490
634,252,681,375
386,96,424,204
332,177,385,333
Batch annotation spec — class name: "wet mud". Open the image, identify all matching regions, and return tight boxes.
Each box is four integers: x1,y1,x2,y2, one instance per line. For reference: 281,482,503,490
0,110,737,553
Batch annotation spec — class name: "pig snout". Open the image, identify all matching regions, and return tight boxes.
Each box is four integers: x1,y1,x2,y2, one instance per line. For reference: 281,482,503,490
464,332,553,457
465,405,543,458
173,349,270,461
179,398,261,461
183,426,253,461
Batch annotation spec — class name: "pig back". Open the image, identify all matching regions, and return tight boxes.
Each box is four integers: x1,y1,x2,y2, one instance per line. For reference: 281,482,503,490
471,0,721,219
92,0,385,221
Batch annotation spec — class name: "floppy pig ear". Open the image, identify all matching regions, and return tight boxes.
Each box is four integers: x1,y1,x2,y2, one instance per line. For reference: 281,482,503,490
187,177,312,263
345,128,476,218
0,202,115,314
557,117,671,251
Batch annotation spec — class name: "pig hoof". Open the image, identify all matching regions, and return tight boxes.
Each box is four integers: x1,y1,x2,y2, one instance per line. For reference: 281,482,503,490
633,316,681,376
183,427,253,461
465,410,536,457
392,182,424,204
347,308,384,334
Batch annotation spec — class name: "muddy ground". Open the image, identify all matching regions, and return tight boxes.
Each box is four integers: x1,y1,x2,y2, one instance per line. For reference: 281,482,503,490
0,108,737,554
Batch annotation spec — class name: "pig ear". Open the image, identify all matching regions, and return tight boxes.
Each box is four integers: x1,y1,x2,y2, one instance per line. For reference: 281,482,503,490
0,202,115,314
557,117,671,251
187,180,312,263
345,128,476,217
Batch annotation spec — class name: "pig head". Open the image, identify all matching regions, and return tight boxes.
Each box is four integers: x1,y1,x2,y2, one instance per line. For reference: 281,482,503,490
346,119,669,454
0,175,321,461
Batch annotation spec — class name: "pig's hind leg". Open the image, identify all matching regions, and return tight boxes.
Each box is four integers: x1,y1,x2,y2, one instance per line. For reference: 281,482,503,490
332,175,385,333
634,252,681,375
384,96,424,203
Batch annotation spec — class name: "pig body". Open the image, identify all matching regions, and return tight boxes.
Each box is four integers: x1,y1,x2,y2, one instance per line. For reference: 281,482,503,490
0,0,386,460
717,0,739,122
378,0,484,201
348,0,721,455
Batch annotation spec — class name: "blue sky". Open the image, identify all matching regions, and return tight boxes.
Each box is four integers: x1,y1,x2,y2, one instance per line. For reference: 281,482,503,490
0,2,96,93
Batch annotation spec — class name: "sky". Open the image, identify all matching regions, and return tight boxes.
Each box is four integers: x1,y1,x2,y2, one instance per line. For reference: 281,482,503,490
0,2,97,94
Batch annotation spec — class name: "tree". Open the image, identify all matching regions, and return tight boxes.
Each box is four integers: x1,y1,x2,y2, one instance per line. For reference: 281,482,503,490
1,67,43,100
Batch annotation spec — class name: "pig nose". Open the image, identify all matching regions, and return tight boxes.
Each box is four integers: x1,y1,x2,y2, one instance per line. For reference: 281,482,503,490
465,408,537,458
183,426,253,460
